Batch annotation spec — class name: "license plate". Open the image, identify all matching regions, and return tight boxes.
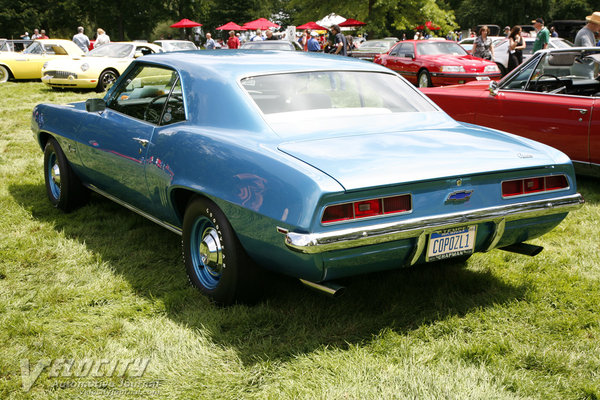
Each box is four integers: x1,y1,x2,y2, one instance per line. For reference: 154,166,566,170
426,226,476,261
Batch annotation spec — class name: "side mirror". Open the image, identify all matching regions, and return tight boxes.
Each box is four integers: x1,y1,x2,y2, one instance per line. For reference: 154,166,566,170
489,81,499,96
86,98,106,112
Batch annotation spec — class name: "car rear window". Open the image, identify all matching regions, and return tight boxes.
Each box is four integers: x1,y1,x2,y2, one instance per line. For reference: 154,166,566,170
241,71,436,115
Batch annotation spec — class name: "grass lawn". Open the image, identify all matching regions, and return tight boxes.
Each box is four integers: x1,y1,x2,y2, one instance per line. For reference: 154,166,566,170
1,82,599,399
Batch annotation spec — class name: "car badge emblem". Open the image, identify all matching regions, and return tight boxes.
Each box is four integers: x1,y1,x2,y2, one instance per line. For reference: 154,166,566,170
446,190,473,203
517,153,533,159
456,179,462,186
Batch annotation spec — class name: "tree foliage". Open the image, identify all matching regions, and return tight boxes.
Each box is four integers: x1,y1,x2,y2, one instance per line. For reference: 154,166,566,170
0,0,596,40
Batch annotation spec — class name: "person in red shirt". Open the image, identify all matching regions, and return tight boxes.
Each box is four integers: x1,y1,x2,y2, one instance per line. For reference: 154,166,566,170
227,30,240,49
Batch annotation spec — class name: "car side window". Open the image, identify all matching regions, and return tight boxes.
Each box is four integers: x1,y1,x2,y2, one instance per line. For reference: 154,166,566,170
106,65,185,125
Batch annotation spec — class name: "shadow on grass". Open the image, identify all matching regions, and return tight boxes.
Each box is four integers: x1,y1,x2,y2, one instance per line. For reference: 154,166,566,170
575,176,600,204
11,182,528,365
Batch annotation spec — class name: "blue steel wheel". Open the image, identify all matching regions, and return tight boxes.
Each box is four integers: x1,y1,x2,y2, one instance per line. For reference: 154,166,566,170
43,138,88,212
182,197,261,305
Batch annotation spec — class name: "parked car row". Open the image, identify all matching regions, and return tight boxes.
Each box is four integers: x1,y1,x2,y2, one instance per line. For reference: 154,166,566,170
0,39,194,87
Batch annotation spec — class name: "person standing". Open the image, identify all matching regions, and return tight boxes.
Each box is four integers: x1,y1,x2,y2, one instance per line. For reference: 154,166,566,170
31,29,41,39
205,33,216,49
39,30,49,39
503,26,511,38
95,28,110,47
20,32,30,40
251,29,263,41
507,26,526,73
265,30,276,40
574,12,600,47
473,25,494,60
298,30,309,51
72,26,90,52
307,33,321,52
227,30,240,49
550,26,558,37
331,25,347,56
531,18,549,52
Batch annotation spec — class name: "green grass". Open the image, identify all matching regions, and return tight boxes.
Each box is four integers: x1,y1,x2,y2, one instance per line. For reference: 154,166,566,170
1,82,599,399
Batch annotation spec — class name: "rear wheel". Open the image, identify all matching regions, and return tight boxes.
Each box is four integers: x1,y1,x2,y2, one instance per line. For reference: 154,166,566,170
96,70,118,92
0,65,10,83
418,70,432,87
43,137,88,212
182,197,260,305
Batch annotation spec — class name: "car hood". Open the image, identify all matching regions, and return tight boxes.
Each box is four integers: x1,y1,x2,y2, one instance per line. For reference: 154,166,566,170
276,114,565,191
43,56,131,71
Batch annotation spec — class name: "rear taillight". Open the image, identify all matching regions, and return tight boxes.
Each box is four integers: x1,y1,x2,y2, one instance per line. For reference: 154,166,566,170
321,194,411,224
502,175,569,198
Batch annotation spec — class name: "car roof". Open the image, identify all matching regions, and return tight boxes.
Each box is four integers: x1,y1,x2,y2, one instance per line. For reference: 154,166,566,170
139,50,392,79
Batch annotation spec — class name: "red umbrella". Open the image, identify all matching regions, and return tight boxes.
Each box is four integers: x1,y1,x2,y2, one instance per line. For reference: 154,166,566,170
339,18,366,27
242,18,280,30
425,21,440,30
296,21,327,30
170,18,203,28
216,22,245,31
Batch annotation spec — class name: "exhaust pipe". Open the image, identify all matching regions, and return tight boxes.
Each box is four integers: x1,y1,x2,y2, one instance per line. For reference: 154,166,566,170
500,242,544,257
300,279,346,298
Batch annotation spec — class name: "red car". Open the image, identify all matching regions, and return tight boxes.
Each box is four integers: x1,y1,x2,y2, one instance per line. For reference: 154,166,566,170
374,40,502,87
421,47,600,176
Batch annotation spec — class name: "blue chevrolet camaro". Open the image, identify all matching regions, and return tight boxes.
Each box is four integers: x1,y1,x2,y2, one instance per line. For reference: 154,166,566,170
32,51,584,304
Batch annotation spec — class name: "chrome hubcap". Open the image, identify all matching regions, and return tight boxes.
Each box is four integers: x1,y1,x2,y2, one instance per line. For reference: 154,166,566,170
198,227,223,278
51,163,61,186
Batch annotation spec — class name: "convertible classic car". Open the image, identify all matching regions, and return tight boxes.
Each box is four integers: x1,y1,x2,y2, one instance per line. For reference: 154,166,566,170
32,51,583,304
422,47,600,177
0,39,84,82
41,42,163,91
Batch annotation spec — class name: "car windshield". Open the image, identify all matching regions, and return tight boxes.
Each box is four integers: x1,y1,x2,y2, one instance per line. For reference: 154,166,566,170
241,42,294,51
502,50,600,92
161,41,196,51
417,41,467,56
242,71,436,115
87,43,134,58
358,41,395,51
23,42,44,54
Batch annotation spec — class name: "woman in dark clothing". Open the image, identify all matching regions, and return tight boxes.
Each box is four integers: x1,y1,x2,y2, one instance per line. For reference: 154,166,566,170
507,26,526,73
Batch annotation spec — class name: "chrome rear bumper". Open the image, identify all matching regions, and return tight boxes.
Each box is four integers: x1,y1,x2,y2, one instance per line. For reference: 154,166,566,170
285,193,584,256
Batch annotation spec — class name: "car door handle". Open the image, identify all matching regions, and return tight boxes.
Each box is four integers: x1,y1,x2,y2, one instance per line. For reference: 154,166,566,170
568,108,588,115
132,138,149,147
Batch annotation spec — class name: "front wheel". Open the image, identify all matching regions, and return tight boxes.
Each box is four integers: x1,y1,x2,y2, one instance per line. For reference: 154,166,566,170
182,197,260,305
0,65,10,83
96,70,118,92
43,138,88,212
418,70,432,88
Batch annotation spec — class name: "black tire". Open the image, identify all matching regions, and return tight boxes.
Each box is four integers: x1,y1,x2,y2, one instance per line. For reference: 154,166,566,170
0,65,10,83
96,70,118,92
418,70,432,88
43,137,88,212
182,196,260,305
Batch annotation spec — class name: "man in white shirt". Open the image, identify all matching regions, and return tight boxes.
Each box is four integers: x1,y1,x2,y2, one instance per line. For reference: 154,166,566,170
72,26,90,52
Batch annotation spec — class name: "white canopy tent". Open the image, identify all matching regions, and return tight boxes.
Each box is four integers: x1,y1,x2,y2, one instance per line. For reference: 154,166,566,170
315,13,346,28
